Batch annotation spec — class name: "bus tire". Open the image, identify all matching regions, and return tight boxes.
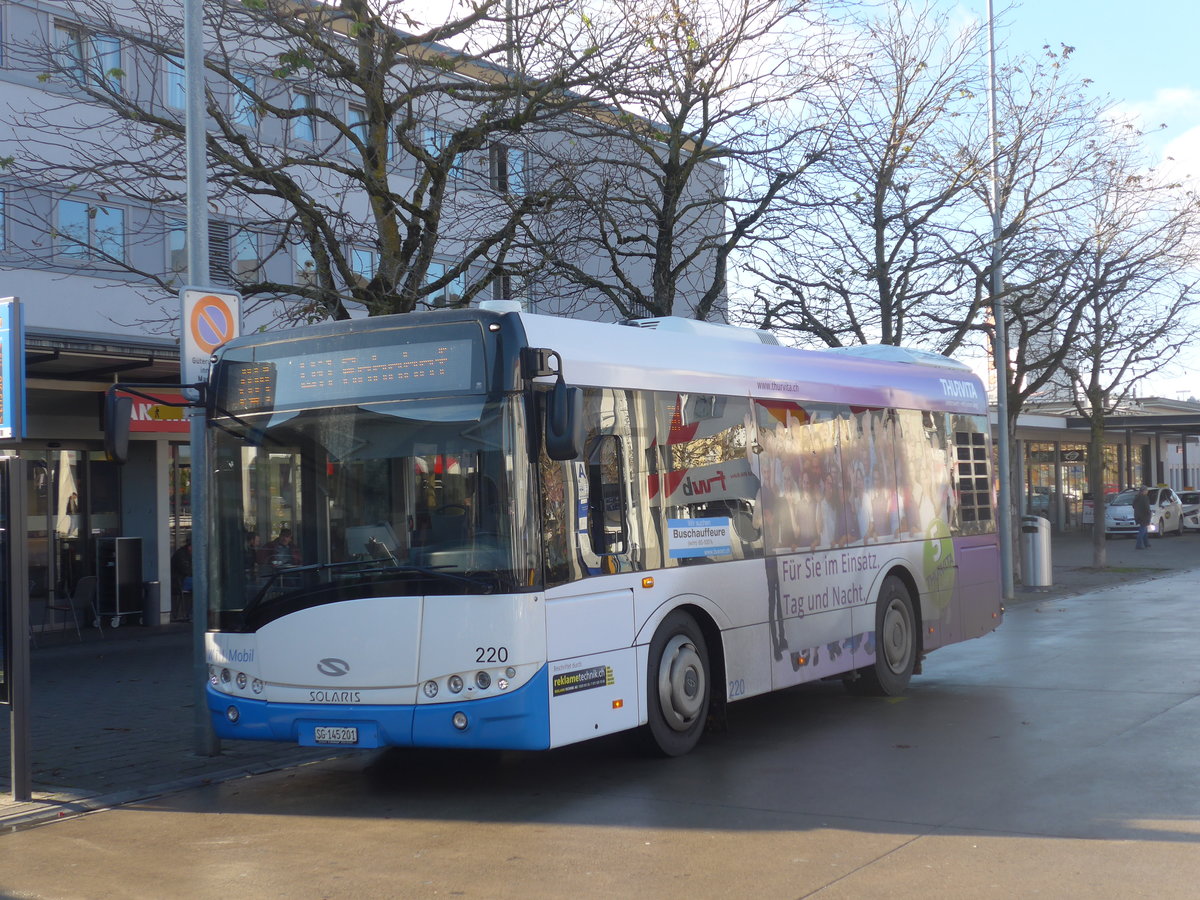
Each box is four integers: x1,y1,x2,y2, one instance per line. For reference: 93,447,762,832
850,576,916,696
644,610,710,757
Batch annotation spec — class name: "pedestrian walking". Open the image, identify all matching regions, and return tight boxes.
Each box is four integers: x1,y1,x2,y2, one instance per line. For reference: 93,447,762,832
1133,486,1152,549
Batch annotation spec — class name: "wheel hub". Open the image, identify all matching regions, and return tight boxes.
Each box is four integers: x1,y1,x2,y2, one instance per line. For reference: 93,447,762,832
882,598,912,674
657,634,706,732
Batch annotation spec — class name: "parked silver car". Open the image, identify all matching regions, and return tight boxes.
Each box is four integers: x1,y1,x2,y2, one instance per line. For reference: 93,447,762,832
1104,487,1184,538
1180,490,1200,531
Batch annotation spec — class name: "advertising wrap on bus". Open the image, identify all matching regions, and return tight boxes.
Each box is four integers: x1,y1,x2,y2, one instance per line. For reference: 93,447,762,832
201,310,1002,757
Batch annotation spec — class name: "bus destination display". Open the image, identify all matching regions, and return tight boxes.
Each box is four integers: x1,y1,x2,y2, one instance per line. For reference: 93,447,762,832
223,337,476,412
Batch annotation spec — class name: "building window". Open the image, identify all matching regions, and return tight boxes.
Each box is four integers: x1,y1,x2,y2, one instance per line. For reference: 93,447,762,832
167,219,187,276
349,246,377,285
291,92,316,142
231,73,257,128
490,144,525,195
57,199,125,263
425,262,466,307
422,125,461,178
54,23,87,82
165,56,186,110
231,228,260,282
94,36,122,93
295,244,316,285
348,104,367,146
55,24,122,92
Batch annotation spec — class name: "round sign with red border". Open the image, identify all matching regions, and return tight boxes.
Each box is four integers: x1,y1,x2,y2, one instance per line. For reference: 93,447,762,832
188,293,238,355
181,288,240,385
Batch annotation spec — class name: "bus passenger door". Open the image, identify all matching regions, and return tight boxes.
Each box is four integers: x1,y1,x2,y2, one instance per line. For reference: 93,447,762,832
579,434,631,575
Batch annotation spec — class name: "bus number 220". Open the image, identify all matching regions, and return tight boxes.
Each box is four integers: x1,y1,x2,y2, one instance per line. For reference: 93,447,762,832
476,646,509,663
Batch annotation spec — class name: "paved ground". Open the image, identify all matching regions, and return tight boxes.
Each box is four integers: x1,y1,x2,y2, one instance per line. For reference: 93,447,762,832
2,527,1196,832
0,630,341,831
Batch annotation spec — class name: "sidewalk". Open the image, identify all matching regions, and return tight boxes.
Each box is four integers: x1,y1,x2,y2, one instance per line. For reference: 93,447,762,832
3,528,1196,832
1012,526,1199,601
1,624,341,831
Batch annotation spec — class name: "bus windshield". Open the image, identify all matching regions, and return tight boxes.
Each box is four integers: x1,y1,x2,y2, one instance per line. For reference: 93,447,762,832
207,394,537,631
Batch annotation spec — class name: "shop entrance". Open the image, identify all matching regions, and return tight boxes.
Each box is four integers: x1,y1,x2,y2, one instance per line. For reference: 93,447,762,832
1025,442,1121,531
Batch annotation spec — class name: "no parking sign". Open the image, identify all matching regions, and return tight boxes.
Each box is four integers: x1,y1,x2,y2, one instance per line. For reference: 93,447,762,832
181,288,240,384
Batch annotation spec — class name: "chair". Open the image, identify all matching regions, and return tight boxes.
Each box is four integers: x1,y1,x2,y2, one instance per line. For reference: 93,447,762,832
428,503,468,544
41,575,100,642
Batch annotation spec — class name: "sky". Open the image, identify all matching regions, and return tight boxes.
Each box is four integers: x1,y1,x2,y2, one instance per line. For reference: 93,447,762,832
979,0,1200,399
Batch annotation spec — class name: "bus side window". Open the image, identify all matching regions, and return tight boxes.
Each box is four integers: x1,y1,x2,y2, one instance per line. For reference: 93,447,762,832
587,435,627,556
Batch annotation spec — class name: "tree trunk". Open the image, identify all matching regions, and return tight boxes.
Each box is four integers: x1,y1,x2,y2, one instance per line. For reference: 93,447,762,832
1089,416,1107,569
1006,407,1023,587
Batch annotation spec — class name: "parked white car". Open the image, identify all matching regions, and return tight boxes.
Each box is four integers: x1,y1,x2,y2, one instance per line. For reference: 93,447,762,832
1180,490,1200,531
1104,487,1184,538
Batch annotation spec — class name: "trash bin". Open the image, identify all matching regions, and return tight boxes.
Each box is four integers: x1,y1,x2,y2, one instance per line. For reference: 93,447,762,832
142,581,161,626
1020,515,1052,587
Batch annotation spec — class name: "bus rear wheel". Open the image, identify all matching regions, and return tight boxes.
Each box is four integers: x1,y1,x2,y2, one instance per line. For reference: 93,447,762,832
849,576,916,697
644,610,710,757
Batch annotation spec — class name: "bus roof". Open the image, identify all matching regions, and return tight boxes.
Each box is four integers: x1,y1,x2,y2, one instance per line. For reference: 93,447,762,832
517,313,988,416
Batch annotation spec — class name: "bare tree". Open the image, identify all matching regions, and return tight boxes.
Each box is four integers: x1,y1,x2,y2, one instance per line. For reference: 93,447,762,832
2,0,624,326
525,0,843,321
950,42,1133,578
742,0,988,348
1053,156,1200,566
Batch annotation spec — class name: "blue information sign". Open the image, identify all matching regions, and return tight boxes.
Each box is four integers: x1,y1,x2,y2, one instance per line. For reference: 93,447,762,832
0,298,25,441
667,517,733,559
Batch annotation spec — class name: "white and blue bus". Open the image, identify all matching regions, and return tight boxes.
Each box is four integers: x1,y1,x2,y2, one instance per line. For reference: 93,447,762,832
199,308,1002,756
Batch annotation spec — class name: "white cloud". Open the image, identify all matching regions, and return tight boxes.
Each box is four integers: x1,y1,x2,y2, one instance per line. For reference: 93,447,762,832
1113,87,1200,175
1121,86,1200,123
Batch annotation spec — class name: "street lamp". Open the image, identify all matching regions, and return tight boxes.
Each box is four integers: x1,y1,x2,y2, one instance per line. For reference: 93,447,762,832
987,0,1015,600
184,0,219,756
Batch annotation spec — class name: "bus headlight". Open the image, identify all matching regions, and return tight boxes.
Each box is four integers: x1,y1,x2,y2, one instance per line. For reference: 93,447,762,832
423,680,439,698
226,705,240,724
235,672,248,690
448,675,464,694
475,671,491,690
452,711,468,731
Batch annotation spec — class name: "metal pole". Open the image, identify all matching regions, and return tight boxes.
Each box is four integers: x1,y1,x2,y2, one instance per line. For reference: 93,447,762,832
185,0,219,756
8,457,31,802
987,0,1015,599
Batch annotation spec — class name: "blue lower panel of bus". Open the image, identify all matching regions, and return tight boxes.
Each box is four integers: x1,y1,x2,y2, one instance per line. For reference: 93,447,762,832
207,665,551,751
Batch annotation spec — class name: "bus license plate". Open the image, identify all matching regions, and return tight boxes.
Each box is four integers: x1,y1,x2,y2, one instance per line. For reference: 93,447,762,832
314,726,358,745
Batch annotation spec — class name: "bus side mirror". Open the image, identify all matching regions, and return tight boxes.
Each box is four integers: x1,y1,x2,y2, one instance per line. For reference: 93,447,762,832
103,392,133,464
545,381,583,461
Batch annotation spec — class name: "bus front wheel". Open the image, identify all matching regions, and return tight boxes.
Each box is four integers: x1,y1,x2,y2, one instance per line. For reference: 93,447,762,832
849,576,916,696
644,610,710,757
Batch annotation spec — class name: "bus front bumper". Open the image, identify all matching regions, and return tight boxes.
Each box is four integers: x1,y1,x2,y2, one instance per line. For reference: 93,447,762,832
207,665,550,751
